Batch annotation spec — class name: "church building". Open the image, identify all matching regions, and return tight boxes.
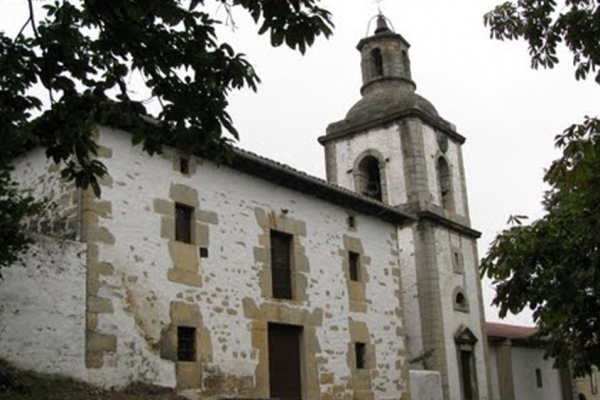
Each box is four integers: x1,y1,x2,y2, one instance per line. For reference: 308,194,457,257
0,14,491,400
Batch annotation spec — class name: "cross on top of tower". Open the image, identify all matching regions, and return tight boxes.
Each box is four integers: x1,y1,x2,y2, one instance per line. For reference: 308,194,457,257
373,0,384,15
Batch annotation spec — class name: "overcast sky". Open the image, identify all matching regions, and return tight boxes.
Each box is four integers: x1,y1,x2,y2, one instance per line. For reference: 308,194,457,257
3,0,600,326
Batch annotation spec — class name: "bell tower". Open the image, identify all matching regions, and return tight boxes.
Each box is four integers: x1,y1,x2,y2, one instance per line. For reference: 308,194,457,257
319,14,491,400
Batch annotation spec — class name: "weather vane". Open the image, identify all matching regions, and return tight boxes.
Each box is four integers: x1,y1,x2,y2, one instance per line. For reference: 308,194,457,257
373,0,385,15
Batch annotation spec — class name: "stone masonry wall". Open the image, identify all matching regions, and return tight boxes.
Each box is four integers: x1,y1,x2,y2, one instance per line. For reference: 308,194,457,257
76,125,411,399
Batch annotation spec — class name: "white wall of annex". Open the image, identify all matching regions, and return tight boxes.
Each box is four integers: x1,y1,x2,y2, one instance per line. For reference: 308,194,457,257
487,344,501,400
511,347,563,400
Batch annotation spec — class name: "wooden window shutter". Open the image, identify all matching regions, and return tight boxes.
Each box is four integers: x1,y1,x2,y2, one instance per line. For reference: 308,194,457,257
270,230,292,299
175,203,193,244
177,326,196,361
349,251,360,281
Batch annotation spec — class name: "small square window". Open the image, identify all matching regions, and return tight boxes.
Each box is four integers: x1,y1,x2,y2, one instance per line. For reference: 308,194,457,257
347,215,356,229
175,203,194,244
177,326,196,361
199,247,209,258
179,157,190,174
349,251,360,282
355,342,366,369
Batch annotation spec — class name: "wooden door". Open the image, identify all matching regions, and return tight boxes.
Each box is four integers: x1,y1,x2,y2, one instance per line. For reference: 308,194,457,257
460,350,474,400
268,323,302,400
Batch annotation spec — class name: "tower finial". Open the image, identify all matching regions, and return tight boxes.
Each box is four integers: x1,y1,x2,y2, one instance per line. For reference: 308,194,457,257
374,14,391,34
373,0,384,15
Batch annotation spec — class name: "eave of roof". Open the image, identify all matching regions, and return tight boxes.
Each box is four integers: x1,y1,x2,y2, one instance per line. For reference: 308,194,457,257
486,322,538,341
231,148,417,226
319,107,466,145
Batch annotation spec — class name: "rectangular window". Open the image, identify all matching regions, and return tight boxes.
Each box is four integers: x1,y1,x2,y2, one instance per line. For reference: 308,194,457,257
349,251,360,281
271,230,292,299
347,215,356,229
175,203,194,244
535,368,543,388
179,157,190,174
177,326,196,361
355,342,366,369
452,250,463,273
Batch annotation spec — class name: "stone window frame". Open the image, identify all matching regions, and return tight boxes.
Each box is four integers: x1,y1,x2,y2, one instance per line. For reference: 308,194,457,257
340,235,371,313
348,251,361,282
154,183,219,288
352,149,388,204
171,151,197,176
347,320,375,398
436,154,454,212
175,202,195,244
254,208,309,304
453,287,470,313
270,229,294,300
177,326,197,362
455,326,479,400
452,246,464,274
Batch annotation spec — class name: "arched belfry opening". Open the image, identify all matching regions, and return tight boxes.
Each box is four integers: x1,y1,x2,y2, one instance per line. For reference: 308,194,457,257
402,50,411,79
437,156,453,211
371,48,384,77
355,156,383,201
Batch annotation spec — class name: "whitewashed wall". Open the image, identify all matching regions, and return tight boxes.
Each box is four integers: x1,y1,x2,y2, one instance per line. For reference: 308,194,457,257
332,124,408,206
0,236,87,378
487,345,501,400
0,147,86,378
512,347,563,400
84,125,410,396
434,227,489,400
398,226,424,364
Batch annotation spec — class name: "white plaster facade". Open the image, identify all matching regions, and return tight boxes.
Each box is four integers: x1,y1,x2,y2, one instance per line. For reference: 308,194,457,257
1,125,413,399
0,237,87,378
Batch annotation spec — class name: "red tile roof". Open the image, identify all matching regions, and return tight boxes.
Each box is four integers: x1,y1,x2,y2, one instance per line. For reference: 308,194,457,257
485,322,538,340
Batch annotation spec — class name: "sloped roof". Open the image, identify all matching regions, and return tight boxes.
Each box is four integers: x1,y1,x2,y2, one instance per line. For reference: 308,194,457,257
485,322,537,340
231,147,417,226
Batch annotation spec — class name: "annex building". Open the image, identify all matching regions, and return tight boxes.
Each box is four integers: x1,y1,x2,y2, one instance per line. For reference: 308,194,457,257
0,15,491,400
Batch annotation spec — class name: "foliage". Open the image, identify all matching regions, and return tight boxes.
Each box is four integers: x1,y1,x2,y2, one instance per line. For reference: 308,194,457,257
0,0,332,271
482,0,600,375
0,163,43,279
484,0,600,82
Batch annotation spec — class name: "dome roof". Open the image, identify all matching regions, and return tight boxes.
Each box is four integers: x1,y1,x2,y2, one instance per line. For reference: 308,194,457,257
345,89,439,125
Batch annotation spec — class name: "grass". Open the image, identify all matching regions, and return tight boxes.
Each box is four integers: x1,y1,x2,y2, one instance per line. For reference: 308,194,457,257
0,358,188,400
